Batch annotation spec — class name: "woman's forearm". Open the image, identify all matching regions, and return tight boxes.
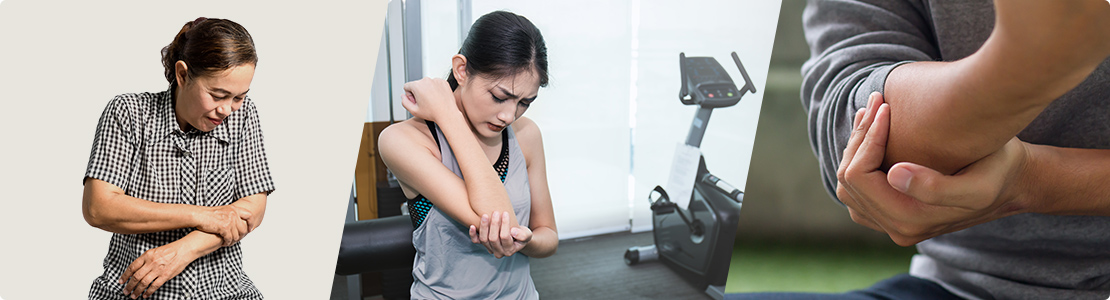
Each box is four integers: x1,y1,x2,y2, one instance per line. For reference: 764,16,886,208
520,227,557,258
176,230,224,260
83,179,204,234
229,193,267,232
434,112,519,227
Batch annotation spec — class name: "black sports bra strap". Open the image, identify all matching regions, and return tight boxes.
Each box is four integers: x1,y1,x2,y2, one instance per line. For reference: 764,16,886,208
425,120,442,150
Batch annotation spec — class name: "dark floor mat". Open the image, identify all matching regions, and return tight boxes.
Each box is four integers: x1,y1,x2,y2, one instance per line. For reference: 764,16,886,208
531,231,711,299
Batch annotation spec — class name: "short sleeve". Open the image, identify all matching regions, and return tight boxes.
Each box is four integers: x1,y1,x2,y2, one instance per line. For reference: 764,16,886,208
234,97,275,199
84,96,138,190
799,0,939,201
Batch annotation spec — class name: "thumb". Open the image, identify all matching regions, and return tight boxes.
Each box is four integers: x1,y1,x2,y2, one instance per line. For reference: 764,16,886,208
510,226,532,242
887,162,959,206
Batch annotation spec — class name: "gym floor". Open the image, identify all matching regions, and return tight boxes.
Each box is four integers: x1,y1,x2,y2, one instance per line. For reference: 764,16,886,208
531,231,710,300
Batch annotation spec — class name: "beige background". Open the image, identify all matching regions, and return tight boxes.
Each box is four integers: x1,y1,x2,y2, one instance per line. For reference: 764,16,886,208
0,0,386,298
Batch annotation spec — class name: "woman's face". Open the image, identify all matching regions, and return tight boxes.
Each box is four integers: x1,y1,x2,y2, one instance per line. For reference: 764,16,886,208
174,63,256,132
455,68,540,140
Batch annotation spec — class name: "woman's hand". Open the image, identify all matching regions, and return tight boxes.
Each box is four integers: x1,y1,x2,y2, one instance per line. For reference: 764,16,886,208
193,205,252,247
469,211,533,258
119,240,198,299
401,77,460,123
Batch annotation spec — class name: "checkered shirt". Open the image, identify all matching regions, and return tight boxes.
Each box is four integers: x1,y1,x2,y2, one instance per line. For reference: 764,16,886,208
84,90,274,300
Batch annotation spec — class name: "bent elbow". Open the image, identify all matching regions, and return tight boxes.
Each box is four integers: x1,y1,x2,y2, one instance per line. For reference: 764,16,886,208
82,203,108,229
81,192,114,230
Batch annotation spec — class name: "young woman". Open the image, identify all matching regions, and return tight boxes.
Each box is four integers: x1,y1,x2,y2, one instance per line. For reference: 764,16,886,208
377,11,558,299
82,17,273,300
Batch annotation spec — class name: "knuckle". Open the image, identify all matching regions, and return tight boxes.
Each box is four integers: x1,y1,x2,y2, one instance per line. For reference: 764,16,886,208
835,188,851,203
843,167,864,183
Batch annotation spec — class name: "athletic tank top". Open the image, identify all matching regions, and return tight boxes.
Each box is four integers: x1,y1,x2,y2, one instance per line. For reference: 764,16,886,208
408,121,537,300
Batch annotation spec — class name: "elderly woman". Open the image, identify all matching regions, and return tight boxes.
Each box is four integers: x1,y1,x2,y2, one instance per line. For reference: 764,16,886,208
82,17,273,300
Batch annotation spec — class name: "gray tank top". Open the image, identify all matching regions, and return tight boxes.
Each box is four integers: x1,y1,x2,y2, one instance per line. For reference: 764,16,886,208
409,121,538,300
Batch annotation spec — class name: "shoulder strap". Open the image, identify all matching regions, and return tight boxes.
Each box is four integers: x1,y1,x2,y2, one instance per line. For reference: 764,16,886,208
425,120,441,150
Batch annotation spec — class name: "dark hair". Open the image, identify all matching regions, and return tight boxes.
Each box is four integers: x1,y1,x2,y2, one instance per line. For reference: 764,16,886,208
161,17,257,91
447,11,549,90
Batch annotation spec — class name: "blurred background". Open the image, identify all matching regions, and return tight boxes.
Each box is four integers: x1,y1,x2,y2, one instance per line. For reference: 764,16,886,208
723,0,918,294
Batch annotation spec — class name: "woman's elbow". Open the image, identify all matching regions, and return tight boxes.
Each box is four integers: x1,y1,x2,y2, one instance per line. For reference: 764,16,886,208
81,184,117,230
82,197,109,229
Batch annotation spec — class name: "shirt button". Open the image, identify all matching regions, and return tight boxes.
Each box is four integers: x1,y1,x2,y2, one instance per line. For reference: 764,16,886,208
184,292,192,298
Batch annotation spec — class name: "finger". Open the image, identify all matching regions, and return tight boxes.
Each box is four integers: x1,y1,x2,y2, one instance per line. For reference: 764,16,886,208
512,226,533,243
859,92,882,130
135,270,160,299
225,221,240,247
122,262,152,296
846,206,884,233
400,93,417,114
488,211,505,257
499,212,514,255
888,161,981,209
848,103,891,173
469,225,480,244
480,214,495,254
236,219,249,240
120,257,143,284
843,102,902,227
478,214,490,244
837,181,882,233
837,93,883,182
143,276,170,299
852,108,866,130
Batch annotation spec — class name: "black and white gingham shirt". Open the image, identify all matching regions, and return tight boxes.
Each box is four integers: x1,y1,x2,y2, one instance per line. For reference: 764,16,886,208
85,90,274,300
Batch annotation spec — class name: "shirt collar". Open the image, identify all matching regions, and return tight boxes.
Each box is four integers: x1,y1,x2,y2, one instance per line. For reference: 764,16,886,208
157,89,233,143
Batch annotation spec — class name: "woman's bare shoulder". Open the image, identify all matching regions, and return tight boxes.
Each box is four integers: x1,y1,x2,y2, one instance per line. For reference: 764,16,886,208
511,117,545,162
379,118,438,157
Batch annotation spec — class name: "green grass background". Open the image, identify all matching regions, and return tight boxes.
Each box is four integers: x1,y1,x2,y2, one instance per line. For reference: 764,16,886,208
725,240,918,293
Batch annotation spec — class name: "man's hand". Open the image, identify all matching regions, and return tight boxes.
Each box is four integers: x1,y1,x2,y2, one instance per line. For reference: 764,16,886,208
468,211,533,258
836,92,1032,246
193,205,252,247
119,241,197,299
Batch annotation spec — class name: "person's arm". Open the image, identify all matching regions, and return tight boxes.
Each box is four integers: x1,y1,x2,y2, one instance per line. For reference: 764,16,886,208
82,179,251,244
229,193,267,233
836,93,1110,246
802,0,1110,198
379,77,518,229
118,230,222,299
801,0,941,199
1003,145,1110,216
514,117,557,258
881,0,1110,174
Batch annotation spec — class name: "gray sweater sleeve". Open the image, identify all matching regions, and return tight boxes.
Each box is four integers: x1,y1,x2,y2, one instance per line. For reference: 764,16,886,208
800,0,939,201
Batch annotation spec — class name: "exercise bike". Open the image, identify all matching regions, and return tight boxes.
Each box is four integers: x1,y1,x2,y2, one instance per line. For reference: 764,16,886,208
624,52,755,300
